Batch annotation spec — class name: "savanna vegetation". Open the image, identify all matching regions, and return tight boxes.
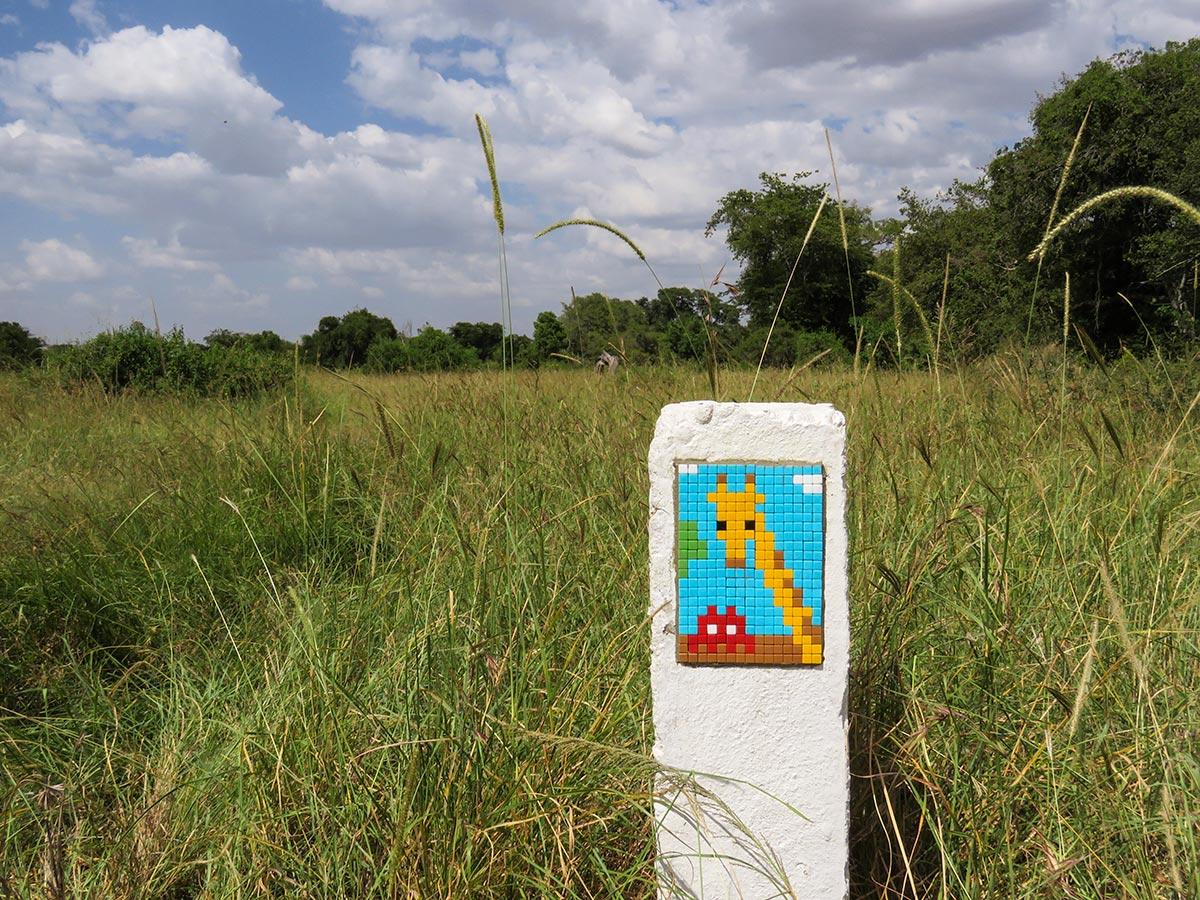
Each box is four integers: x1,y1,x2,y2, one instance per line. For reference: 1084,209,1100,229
2,359,1198,896
2,38,1200,899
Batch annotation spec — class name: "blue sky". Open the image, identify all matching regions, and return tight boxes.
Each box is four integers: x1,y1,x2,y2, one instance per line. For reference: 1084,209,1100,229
1,0,1198,342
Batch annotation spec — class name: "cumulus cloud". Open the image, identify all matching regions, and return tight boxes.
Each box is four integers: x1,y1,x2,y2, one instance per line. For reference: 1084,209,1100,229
21,238,105,282
286,275,317,291
459,47,502,77
68,0,109,37
123,234,219,272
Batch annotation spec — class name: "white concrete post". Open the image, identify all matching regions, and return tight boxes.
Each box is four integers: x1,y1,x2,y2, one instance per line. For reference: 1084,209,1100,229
649,401,849,899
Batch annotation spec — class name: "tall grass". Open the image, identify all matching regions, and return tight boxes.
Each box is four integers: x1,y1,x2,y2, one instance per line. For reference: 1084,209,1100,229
1023,104,1091,343
1028,185,1200,262
825,128,863,373
2,352,1198,896
475,114,513,371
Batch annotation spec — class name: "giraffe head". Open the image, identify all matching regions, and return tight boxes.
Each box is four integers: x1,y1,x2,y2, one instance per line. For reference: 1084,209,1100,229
707,473,766,568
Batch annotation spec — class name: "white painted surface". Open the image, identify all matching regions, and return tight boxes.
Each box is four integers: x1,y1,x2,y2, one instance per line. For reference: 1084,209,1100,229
649,401,849,899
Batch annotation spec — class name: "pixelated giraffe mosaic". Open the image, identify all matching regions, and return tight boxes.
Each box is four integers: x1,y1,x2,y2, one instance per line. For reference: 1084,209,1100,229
676,463,825,665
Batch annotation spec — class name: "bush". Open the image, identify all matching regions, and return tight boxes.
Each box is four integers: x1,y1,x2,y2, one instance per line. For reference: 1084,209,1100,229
793,328,851,367
530,311,568,364
365,328,480,372
364,336,409,373
205,343,295,397
0,321,45,370
301,309,397,368
665,316,708,362
54,323,291,397
735,323,798,367
205,328,293,355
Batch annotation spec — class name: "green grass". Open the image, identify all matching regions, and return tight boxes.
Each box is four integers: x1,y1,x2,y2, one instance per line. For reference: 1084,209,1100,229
1,355,1198,897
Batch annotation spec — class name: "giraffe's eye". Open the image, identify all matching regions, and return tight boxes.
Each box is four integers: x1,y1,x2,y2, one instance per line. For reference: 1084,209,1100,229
716,520,726,532
745,520,755,531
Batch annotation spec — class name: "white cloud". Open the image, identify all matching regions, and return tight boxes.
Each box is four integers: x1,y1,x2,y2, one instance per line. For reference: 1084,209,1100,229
188,271,269,312
0,25,306,176
286,275,317,291
122,234,218,272
1,4,1200,341
69,0,108,37
21,238,105,282
731,0,1061,68
459,47,501,76
1,14,19,28
69,290,99,307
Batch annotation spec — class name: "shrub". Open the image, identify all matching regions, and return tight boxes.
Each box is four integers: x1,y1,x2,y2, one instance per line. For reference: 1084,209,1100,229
664,316,708,362
205,343,294,397
793,328,851,367
205,328,293,355
365,328,480,372
0,321,46,370
449,321,504,362
531,311,568,363
406,327,479,371
54,323,291,397
300,309,397,368
364,336,409,373
735,323,798,367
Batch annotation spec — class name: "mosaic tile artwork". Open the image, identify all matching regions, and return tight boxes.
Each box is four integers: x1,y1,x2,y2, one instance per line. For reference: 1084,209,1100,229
676,463,825,665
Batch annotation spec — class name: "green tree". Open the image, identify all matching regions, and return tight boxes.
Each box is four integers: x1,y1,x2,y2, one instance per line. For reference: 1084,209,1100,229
300,309,397,368
635,287,717,327
509,333,534,367
559,292,652,361
0,322,45,370
449,321,504,362
405,326,478,371
987,39,1200,348
664,316,708,362
205,329,291,355
53,322,289,396
864,183,1034,360
365,328,479,372
531,311,567,363
364,336,409,373
707,172,873,337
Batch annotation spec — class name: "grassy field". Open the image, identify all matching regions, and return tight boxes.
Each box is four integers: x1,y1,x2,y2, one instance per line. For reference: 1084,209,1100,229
1,355,1198,898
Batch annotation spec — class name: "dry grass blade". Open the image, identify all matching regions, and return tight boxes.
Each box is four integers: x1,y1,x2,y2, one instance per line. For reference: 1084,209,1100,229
474,112,512,371
1043,104,1091,244
866,269,936,359
1025,105,1090,340
1067,620,1099,738
825,128,862,370
748,193,828,402
935,252,950,383
534,218,647,264
891,236,903,361
474,113,504,236
1028,186,1200,262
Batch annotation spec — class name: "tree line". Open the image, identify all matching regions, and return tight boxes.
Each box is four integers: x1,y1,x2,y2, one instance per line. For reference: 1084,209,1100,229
706,39,1200,363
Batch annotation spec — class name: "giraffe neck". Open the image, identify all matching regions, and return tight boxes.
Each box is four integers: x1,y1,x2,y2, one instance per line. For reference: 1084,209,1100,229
753,529,778,571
